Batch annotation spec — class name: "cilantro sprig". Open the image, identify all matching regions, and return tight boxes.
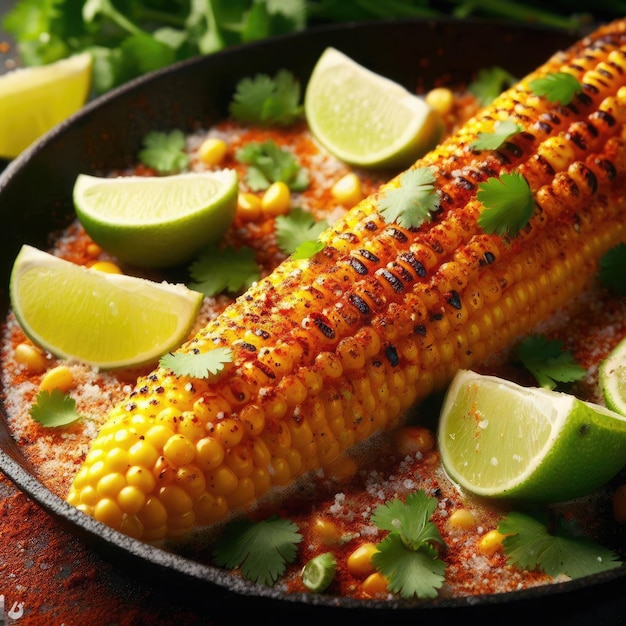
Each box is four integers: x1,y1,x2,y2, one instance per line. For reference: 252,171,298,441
378,167,439,229
138,130,189,174
370,491,446,599
159,346,233,379
235,140,309,191
529,72,583,105
476,172,534,237
213,515,302,586
515,334,586,390
275,207,328,256
229,70,303,126
30,389,82,427
499,511,622,579
470,119,523,151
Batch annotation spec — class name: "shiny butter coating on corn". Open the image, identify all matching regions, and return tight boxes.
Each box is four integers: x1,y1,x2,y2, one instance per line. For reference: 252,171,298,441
67,20,626,541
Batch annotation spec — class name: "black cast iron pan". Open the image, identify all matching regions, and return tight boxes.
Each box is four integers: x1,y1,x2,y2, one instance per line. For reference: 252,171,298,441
1,17,624,624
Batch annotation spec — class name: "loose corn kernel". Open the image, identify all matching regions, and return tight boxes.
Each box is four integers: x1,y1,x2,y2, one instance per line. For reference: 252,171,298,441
478,529,506,556
613,484,626,523
86,242,102,257
331,172,363,208
311,516,343,545
197,137,227,165
425,87,454,115
237,193,262,221
347,542,378,577
261,181,291,216
447,508,477,531
362,572,388,597
39,365,74,393
90,260,122,274
14,342,47,373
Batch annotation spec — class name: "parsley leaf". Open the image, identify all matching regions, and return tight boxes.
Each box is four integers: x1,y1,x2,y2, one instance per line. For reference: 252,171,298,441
30,389,81,427
275,207,328,255
468,66,518,106
188,245,260,296
235,140,309,191
499,511,622,579
477,172,534,237
213,515,302,586
229,69,303,126
378,167,439,229
515,334,586,389
370,491,446,599
470,119,523,151
159,346,233,379
138,130,190,174
599,243,626,296
529,72,583,105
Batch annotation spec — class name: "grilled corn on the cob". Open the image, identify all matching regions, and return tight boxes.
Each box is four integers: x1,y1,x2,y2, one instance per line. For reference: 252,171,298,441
67,20,626,541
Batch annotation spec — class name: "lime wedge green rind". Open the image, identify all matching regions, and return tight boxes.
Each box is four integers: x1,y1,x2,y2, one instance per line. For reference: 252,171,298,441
599,336,626,416
10,245,203,369
438,370,626,503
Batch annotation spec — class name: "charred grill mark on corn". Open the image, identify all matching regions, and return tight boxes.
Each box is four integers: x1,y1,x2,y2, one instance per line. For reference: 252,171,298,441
67,21,626,541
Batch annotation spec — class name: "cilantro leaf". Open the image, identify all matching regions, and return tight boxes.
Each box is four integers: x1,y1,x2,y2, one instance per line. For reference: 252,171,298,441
529,72,583,105
515,334,585,389
378,167,439,229
499,511,622,579
292,240,325,260
229,69,303,126
213,515,302,586
275,207,328,256
477,172,534,237
235,140,309,191
188,245,260,296
138,130,189,174
159,347,233,379
468,66,518,106
470,119,523,151
30,389,81,427
370,491,446,599
599,243,626,296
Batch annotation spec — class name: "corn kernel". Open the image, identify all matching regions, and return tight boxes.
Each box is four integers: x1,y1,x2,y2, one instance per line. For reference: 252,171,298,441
311,517,343,545
97,472,126,498
205,465,238,496
93,498,123,529
86,242,102,257
347,542,378,577
14,342,47,373
163,434,195,467
39,365,74,393
261,181,291,216
158,484,193,516
126,465,156,493
176,465,206,498
90,260,122,274
138,496,167,529
120,515,144,539
478,529,506,556
425,87,454,115
331,172,363,207
128,440,159,467
214,417,245,448
613,484,626,523
447,508,477,531
237,193,262,221
198,137,227,165
362,572,388,597
117,485,146,514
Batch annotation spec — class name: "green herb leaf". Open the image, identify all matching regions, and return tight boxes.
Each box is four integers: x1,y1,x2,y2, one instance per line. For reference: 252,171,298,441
370,491,446,599
529,72,583,105
515,334,586,389
229,69,303,126
499,511,622,579
470,119,523,151
599,243,626,296
213,515,302,586
30,389,81,427
159,347,233,379
292,240,325,260
378,167,439,229
138,130,189,174
275,207,328,256
235,140,309,191
468,66,518,106
188,245,260,296
477,172,534,237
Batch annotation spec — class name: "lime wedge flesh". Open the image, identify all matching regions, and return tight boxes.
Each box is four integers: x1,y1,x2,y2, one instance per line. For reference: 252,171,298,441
599,336,626,416
305,47,444,169
0,53,92,159
73,170,238,269
438,369,626,502
10,245,203,369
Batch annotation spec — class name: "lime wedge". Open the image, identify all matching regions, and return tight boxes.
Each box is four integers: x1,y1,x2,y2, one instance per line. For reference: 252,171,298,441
438,369,626,502
10,245,203,369
301,552,337,592
0,53,93,159
304,47,444,169
73,169,238,269
599,336,626,416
